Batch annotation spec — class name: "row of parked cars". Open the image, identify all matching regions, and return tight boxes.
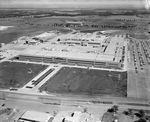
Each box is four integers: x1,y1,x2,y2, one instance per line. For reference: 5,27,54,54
135,42,145,69
132,46,138,73
141,41,150,64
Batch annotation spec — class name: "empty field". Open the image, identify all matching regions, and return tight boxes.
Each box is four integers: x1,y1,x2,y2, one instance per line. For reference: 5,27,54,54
0,62,47,89
0,17,71,44
39,67,127,97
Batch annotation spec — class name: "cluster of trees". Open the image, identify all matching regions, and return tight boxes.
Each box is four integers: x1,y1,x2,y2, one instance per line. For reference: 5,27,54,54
53,22,137,30
1,9,150,19
101,105,149,122
123,109,149,122
0,9,53,18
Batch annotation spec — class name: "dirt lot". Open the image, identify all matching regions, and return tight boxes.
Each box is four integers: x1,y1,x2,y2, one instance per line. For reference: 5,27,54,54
39,67,127,97
0,62,47,89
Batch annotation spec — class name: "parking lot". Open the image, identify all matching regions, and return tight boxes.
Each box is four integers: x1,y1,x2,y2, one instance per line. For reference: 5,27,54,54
127,38,150,99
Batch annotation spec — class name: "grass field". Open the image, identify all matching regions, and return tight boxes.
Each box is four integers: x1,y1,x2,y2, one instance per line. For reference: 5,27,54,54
0,62,47,89
39,67,127,97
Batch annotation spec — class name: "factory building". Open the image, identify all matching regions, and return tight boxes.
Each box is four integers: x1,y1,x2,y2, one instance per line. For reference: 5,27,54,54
13,34,127,70
17,51,121,69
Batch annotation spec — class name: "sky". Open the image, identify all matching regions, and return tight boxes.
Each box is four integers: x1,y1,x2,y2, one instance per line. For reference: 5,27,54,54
0,0,149,9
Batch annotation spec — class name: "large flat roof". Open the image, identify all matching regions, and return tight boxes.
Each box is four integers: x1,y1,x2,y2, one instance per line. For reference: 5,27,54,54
19,33,127,63
20,110,51,122
43,51,97,61
20,49,117,62
95,54,114,62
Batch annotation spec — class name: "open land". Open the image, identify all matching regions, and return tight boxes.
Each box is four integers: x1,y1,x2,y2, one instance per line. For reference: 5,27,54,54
0,24,71,44
0,61,47,89
39,67,127,97
0,11,149,44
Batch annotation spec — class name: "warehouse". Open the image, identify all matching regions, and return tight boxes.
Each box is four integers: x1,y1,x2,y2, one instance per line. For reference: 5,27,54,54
17,50,121,69
14,33,127,70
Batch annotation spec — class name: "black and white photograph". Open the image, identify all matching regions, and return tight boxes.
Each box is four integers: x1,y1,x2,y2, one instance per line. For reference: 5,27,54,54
0,0,150,122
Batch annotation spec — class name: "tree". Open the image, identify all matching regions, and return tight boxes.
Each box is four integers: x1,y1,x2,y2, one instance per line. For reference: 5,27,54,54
57,38,60,42
123,111,129,115
135,118,147,122
135,109,146,120
128,109,133,115
139,109,145,118
107,105,119,113
112,105,119,112
107,108,115,113
127,109,134,119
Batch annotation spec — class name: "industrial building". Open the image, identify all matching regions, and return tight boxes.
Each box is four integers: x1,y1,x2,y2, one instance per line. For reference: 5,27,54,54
15,33,128,70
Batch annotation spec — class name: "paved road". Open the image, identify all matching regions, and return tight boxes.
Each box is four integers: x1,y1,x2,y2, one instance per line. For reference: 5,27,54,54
0,91,150,121
0,91,150,109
